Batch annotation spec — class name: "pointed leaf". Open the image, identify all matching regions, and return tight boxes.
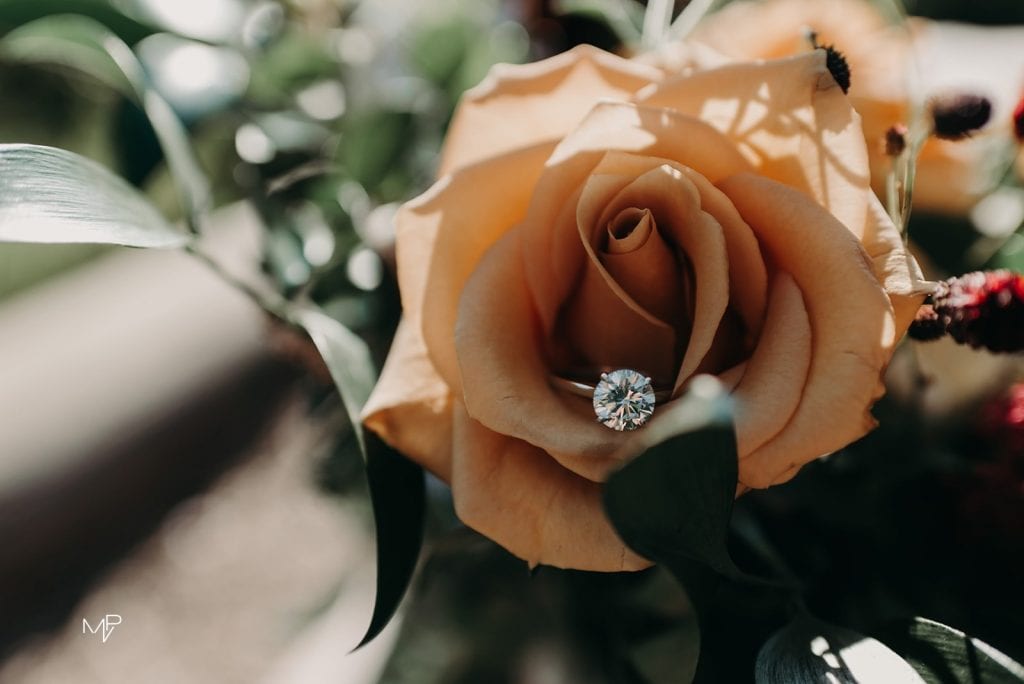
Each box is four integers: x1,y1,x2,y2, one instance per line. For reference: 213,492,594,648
356,431,425,648
603,377,739,583
0,144,186,247
291,307,376,445
292,307,425,648
757,615,925,684
604,378,800,682
1,15,210,225
877,617,1024,684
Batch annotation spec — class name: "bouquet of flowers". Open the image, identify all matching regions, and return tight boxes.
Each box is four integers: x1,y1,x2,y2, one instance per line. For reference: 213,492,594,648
2,0,1024,681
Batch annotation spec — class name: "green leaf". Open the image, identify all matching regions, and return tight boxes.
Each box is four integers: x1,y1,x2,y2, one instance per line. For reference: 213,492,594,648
0,144,186,247
0,14,210,227
356,431,425,648
603,377,740,586
877,617,1024,684
603,378,800,682
291,307,376,444
292,307,425,648
757,615,925,684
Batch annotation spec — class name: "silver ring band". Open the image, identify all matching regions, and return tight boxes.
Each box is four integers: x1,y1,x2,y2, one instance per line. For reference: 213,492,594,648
549,374,673,402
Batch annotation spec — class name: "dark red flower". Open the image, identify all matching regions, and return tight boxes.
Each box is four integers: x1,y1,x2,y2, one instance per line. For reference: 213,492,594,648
909,270,1024,352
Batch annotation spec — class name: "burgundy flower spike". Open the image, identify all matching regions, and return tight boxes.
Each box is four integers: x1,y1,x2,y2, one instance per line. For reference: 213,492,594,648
909,270,1024,352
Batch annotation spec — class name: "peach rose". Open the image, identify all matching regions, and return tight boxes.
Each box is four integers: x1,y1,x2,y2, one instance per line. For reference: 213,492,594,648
361,45,926,571
688,0,1022,216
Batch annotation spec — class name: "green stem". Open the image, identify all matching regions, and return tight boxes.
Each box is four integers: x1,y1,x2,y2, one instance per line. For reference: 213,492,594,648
641,0,675,50
184,243,297,326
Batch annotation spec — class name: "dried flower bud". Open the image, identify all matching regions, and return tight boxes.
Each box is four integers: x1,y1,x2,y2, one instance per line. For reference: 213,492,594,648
907,303,945,341
930,270,1024,352
930,94,992,140
821,45,850,94
1014,93,1024,142
884,124,908,157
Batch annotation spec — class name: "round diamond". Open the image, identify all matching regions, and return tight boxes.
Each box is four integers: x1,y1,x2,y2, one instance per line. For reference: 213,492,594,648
592,369,656,431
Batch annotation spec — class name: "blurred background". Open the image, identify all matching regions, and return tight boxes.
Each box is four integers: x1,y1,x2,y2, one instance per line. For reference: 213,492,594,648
0,0,1023,682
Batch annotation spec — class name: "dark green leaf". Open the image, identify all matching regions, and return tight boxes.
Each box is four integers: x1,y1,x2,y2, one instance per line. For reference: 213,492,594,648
356,431,425,648
604,379,801,682
0,144,186,247
877,617,1024,684
757,615,925,684
0,14,210,227
292,306,425,648
603,378,739,584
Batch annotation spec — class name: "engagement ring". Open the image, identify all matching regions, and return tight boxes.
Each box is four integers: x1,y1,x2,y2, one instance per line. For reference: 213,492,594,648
550,369,672,432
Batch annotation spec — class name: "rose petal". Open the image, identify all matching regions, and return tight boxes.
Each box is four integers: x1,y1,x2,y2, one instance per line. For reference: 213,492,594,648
690,0,887,69
606,207,653,253
732,273,812,455
589,163,731,390
362,319,453,480
521,103,752,337
450,402,650,571
551,162,693,386
860,195,931,335
456,227,632,482
554,245,680,386
719,173,895,489
677,167,768,339
439,45,660,176
636,51,871,236
600,208,692,330
575,152,768,343
399,141,556,389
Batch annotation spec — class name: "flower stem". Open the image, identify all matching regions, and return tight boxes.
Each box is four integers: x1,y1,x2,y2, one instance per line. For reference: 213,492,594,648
641,0,675,50
183,242,297,327
670,0,716,41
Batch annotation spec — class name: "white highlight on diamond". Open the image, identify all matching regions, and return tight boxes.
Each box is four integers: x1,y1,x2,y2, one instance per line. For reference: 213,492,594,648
593,369,656,431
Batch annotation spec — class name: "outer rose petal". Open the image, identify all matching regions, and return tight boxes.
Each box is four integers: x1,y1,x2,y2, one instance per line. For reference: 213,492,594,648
361,319,453,480
636,51,871,236
732,273,812,455
860,195,931,335
689,0,887,67
719,173,896,489
438,44,660,176
399,141,556,389
450,402,649,572
456,228,632,482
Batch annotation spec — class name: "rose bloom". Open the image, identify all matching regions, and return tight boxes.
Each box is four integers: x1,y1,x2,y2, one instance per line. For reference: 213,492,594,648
361,45,926,571
687,0,1023,216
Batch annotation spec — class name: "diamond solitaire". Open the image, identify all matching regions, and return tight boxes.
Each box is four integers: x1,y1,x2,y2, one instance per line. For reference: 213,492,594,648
592,369,656,431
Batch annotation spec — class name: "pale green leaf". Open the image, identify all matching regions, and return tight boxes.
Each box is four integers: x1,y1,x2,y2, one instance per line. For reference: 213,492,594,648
291,307,376,443
1,15,210,227
0,144,187,248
